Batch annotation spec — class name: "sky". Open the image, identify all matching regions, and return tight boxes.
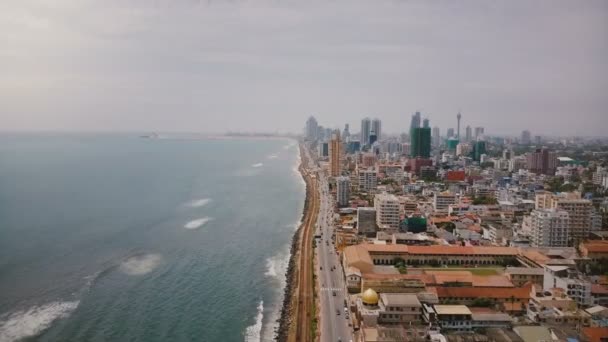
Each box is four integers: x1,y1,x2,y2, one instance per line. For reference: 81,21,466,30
1,0,607,136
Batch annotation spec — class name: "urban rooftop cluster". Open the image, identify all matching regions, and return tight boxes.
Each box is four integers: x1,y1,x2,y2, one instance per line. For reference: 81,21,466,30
305,113,608,342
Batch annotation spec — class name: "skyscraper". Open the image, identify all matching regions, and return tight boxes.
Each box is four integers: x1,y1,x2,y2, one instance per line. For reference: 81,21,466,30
521,130,531,144
432,126,440,147
456,112,462,139
329,131,342,177
411,126,431,158
472,140,486,161
360,117,371,147
526,148,557,175
465,126,472,142
422,118,429,128
410,112,421,132
374,193,400,233
447,128,455,138
342,124,350,141
305,116,318,141
371,118,382,142
474,127,484,139
336,176,350,207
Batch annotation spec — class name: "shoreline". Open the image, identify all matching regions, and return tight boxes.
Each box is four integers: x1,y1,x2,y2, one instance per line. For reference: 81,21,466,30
275,143,311,341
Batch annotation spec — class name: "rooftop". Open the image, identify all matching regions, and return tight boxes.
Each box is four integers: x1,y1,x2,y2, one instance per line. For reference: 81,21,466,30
380,293,422,307
434,305,472,315
505,267,544,275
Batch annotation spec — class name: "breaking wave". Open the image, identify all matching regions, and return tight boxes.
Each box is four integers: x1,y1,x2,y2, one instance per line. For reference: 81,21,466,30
0,301,79,342
251,163,263,168
243,300,264,342
188,198,211,208
184,217,212,230
119,253,162,276
267,154,278,159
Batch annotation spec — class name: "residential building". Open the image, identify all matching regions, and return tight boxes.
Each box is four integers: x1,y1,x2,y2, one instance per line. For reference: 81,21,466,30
374,193,401,233
423,304,472,331
530,209,570,247
433,191,457,213
544,266,593,307
329,131,342,177
336,176,350,207
358,168,377,193
526,148,557,175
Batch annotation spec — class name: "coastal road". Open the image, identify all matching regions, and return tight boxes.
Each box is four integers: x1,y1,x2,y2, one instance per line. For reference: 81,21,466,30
315,171,353,342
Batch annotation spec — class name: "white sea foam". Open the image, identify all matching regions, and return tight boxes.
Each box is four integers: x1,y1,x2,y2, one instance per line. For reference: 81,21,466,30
251,163,263,168
267,154,278,159
188,198,211,208
0,301,79,342
119,254,162,276
183,217,212,230
264,251,289,281
244,300,264,342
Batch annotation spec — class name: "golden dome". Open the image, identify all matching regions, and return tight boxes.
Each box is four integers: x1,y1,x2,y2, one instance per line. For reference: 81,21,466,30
362,288,379,305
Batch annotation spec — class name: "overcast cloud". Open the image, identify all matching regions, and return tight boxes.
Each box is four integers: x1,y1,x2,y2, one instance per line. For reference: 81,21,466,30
1,0,607,136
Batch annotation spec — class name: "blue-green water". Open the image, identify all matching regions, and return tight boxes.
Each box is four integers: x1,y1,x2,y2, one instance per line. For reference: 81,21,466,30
0,133,304,342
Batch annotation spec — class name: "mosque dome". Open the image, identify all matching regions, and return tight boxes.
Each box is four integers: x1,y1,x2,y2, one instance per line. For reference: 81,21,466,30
362,288,379,305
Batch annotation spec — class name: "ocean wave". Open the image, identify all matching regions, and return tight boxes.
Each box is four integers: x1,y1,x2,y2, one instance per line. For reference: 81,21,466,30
243,300,264,342
251,163,263,168
184,217,212,230
119,253,162,276
267,154,278,159
264,252,289,280
282,142,296,150
0,301,79,342
188,198,211,208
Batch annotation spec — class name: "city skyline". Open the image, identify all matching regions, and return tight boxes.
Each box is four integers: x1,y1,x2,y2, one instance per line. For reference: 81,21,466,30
1,1,607,136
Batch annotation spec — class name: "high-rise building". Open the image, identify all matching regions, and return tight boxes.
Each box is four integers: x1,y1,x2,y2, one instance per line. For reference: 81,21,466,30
371,118,382,142
530,209,570,247
432,126,440,147
360,118,371,147
534,136,542,145
456,112,462,139
374,193,400,233
410,126,431,158
357,207,377,236
474,127,484,139
358,168,377,193
329,131,342,177
502,149,512,160
534,192,594,245
521,130,531,145
447,128,455,138
422,118,429,128
342,124,350,141
369,131,378,146
472,141,486,161
336,176,350,207
305,116,318,141
410,112,421,133
526,148,557,175
465,126,472,142
554,198,593,245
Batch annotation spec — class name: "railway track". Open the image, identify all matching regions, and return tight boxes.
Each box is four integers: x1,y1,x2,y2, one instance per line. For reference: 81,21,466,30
290,145,319,342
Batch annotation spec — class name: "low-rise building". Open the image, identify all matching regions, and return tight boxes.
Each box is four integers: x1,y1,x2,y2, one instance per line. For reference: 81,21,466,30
505,267,544,287
423,304,472,331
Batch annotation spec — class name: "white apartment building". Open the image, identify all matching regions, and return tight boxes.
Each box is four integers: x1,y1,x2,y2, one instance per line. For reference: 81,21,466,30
544,266,593,307
374,193,401,233
535,192,594,244
530,209,570,247
336,176,350,207
433,192,457,213
358,168,377,193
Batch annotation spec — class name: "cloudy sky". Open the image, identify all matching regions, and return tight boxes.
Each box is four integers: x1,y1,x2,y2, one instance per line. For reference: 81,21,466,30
1,0,607,136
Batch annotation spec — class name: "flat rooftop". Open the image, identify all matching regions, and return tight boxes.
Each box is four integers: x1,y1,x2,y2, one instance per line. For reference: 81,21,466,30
434,305,472,315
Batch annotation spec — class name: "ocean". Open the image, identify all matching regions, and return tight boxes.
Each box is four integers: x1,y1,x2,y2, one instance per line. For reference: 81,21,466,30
0,133,304,342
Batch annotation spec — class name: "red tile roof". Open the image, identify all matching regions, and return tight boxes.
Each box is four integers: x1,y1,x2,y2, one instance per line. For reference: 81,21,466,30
582,327,608,342
591,284,608,295
434,284,532,300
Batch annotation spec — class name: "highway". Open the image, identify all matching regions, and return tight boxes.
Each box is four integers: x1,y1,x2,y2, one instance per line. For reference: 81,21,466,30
314,170,353,342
